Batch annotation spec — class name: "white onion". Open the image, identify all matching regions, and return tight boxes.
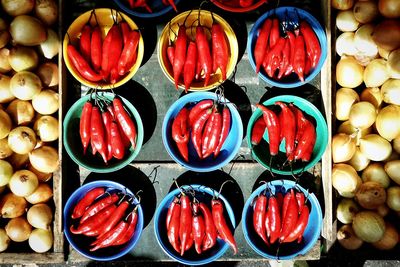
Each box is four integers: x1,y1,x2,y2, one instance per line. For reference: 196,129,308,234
9,169,38,197
348,102,376,130
336,32,358,56
332,133,356,163
336,56,365,88
381,79,400,105
360,87,382,109
39,28,59,59
359,134,392,161
336,10,360,32
375,104,400,141
28,228,52,253
347,147,370,171
332,163,362,198
363,59,390,88
31,90,59,115
354,24,379,57
335,87,360,121
362,162,391,188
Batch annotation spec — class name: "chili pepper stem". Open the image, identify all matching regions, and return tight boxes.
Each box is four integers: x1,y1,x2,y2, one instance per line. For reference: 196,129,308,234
215,180,234,199
173,178,185,195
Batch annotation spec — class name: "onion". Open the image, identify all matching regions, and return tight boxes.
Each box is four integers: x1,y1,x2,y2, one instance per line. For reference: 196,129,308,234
0,138,12,159
0,48,12,74
27,203,52,230
10,71,42,100
352,211,385,242
336,56,364,88
349,102,376,130
35,0,58,26
9,169,38,197
363,59,390,88
359,134,392,161
0,31,10,50
0,18,6,31
32,90,59,115
0,109,11,139
387,49,400,78
332,0,354,10
7,153,29,169
27,163,52,182
337,198,360,224
385,160,400,185
39,28,59,59
375,105,400,141
28,228,52,253
8,46,39,72
385,150,400,162
337,224,363,250
0,159,13,186
379,0,400,18
353,0,379,23
33,115,59,142
378,45,391,60
29,146,59,173
381,79,400,105
6,99,35,126
376,204,390,217
354,24,379,57
0,74,16,104
394,136,400,154
9,15,47,46
332,133,356,163
372,19,400,51
336,11,360,32
5,216,32,242
1,0,35,16
0,228,10,252
336,32,358,56
25,183,52,204
337,120,371,137
7,126,37,154
335,87,359,121
386,186,400,211
360,87,382,109
362,163,391,188
0,192,27,218
355,181,387,209
332,163,362,198
36,62,58,87
347,147,370,171
372,222,399,250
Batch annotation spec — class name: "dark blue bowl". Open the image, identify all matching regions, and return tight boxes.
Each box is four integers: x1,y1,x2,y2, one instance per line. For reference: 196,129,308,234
113,0,181,18
64,180,144,261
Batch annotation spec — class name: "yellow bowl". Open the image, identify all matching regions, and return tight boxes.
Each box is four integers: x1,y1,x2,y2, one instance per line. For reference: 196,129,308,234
63,8,144,89
158,10,238,91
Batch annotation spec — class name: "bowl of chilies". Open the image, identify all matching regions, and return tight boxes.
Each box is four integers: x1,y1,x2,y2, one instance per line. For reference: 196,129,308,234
162,91,243,172
63,91,144,173
242,179,322,260
64,180,144,261
211,0,267,13
247,95,328,175
154,184,237,265
158,9,239,91
63,8,144,89
247,6,327,88
113,0,181,19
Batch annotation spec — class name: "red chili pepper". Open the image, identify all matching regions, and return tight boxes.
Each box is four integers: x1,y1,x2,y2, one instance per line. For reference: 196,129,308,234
90,26,102,72
304,56,311,76
70,204,117,235
91,106,108,164
214,106,230,157
294,119,316,162
79,193,120,224
296,191,305,209
166,196,180,230
254,18,272,73
279,189,298,242
276,191,284,217
90,219,128,251
102,109,113,161
211,22,229,81
67,44,103,82
292,34,306,82
134,0,153,12
253,194,269,245
212,199,238,254
184,233,193,252
167,44,175,67
101,24,123,80
167,0,178,12
275,101,296,161
113,97,137,149
179,194,192,256
167,199,181,253
251,116,266,146
80,101,92,155
120,21,131,46
267,194,281,244
192,202,205,254
277,37,291,79
72,187,105,219
118,30,140,76
265,37,285,78
300,20,321,69
173,25,188,89
128,0,135,8
110,66,120,84
196,26,212,87
188,99,214,127
269,17,279,48
284,30,295,76
183,41,197,92
288,103,308,145
172,107,189,162
198,202,217,251
202,109,222,159
282,204,309,243
191,108,212,159
79,24,92,62
113,207,139,246
195,57,202,80
240,0,254,7
110,121,126,160
256,104,281,156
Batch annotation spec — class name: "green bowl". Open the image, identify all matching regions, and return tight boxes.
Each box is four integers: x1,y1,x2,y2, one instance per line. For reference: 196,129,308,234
63,92,144,173
247,95,328,175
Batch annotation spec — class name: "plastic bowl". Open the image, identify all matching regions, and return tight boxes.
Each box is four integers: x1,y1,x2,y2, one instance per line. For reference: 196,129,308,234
63,8,144,89
64,180,144,261
154,184,236,265
63,92,144,173
162,92,243,172
242,179,322,260
247,6,327,88
113,0,181,18
158,10,238,91
211,0,267,13
246,95,328,175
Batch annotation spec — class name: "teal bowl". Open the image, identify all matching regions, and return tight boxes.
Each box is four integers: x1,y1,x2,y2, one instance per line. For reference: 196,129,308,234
63,92,144,173
247,95,328,175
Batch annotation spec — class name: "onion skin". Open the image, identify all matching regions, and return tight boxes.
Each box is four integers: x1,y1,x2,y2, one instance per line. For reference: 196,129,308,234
337,120,371,137
6,99,35,126
9,169,38,197
0,138,13,159
27,203,53,230
10,71,42,101
372,222,399,250
0,109,11,139
352,211,386,243
394,136,400,154
353,0,379,24
0,74,15,104
32,90,59,115
386,186,400,211
348,102,376,130
360,87,382,109
348,147,370,171
7,126,37,154
28,228,53,253
0,228,10,252
29,146,59,173
379,0,400,18
5,216,32,242
35,0,58,26
363,59,390,88
372,19,400,51
8,46,39,72
355,181,387,209
25,183,53,204
36,62,58,87
1,0,35,16
0,48,12,74
337,224,364,250
33,115,59,142
376,204,390,217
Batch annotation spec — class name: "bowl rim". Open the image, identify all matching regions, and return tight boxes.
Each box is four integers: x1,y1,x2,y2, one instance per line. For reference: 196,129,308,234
153,184,236,265
63,92,144,173
241,179,322,260
246,95,328,175
113,0,181,18
63,180,144,261
162,91,243,172
247,6,327,88
211,0,267,13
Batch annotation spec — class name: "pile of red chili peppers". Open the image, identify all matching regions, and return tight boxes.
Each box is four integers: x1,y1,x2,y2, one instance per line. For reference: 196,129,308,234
67,9,140,85
252,185,310,247
69,187,140,251
79,92,137,164
127,0,178,13
166,11,230,91
253,14,321,82
251,102,316,163
166,188,238,255
171,98,231,162
217,0,256,8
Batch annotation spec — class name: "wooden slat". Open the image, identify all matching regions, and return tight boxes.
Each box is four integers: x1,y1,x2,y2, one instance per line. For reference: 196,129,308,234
0,253,64,264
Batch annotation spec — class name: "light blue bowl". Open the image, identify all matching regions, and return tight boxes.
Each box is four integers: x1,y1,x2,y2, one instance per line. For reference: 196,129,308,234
113,0,181,18
154,184,236,265
162,92,243,172
242,179,322,260
247,6,327,88
64,180,144,261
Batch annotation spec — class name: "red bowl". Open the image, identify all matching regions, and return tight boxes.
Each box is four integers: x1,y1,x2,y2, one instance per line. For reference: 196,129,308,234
211,0,267,13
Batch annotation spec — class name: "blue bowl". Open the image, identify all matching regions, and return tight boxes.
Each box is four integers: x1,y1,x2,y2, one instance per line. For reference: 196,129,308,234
162,92,243,172
64,180,144,261
113,0,181,18
242,180,322,260
154,184,236,265
247,6,327,88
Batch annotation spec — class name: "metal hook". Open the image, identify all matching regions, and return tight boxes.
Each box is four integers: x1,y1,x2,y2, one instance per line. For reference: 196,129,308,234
148,165,160,185
228,154,245,175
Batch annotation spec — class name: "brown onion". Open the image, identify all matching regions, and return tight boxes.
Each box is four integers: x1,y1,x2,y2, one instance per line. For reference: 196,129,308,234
6,99,35,126
337,198,360,224
0,192,27,218
379,0,400,18
372,19,400,51
333,163,362,198
372,222,399,250
352,211,385,242
386,186,400,211
337,224,363,250
362,163,391,188
25,183,53,204
355,181,386,209
384,160,400,185
5,216,31,242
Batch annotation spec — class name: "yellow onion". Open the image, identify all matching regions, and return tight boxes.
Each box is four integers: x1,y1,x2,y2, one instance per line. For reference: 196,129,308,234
9,15,47,46
363,59,390,88
5,216,32,242
362,162,391,188
7,153,29,169
347,147,370,171
39,28,59,59
355,181,387,209
0,192,27,218
33,115,59,142
332,0,354,10
8,46,38,72
27,163,52,182
372,222,399,250
336,11,360,32
381,79,400,105
10,71,42,101
1,0,34,16
337,224,364,250
0,138,12,159
7,126,37,154
0,109,11,139
384,160,400,185
348,102,376,130
0,74,15,104
394,136,400,154
336,56,364,88
36,62,58,87
386,186,400,211
375,104,400,141
29,146,59,173
0,30,10,50
378,45,391,60
353,0,379,23
335,87,360,121
27,203,52,230
34,0,58,26
336,32,358,56
337,198,360,224
9,169,38,197
376,204,390,217
360,87,382,109
352,211,385,242
0,159,13,186
332,133,356,163
379,0,400,18
384,150,400,162
0,48,12,73
31,90,59,115
28,228,52,253
387,49,400,78
359,134,392,161
25,183,53,204
0,228,10,252
337,120,372,137
6,99,35,126
332,163,362,198
354,24,379,57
